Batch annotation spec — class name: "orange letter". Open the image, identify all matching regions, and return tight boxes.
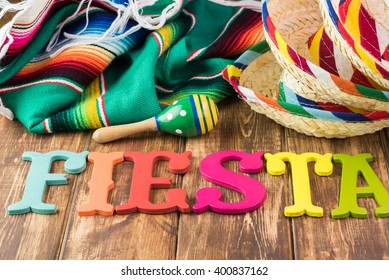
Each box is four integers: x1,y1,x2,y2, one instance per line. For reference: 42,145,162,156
78,152,124,216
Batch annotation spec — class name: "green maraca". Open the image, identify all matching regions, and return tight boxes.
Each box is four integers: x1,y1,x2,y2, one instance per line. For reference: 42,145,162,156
92,94,219,143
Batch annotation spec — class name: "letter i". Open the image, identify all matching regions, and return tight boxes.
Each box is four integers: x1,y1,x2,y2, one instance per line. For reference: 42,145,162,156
78,152,124,216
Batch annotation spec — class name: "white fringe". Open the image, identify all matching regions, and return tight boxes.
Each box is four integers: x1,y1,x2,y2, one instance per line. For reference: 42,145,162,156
129,0,183,29
46,0,183,57
45,0,92,54
0,0,33,61
0,96,14,120
0,0,30,18
1,0,258,60
207,0,262,12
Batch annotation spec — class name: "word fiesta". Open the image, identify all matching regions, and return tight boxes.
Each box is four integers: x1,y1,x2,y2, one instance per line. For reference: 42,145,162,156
7,150,389,219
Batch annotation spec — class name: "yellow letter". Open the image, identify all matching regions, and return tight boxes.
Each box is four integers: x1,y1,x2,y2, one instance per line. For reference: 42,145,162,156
265,152,333,217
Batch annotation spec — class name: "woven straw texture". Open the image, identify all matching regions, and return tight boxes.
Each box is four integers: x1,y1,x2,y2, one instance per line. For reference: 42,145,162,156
263,0,389,112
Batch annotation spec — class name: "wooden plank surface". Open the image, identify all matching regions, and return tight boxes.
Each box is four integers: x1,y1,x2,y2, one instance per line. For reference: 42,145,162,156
2,96,389,260
0,118,89,260
176,97,293,260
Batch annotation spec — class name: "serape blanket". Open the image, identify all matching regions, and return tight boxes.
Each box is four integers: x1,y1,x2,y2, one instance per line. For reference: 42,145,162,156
0,0,262,134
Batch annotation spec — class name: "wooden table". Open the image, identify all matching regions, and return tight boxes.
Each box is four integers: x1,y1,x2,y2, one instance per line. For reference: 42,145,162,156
1,95,389,260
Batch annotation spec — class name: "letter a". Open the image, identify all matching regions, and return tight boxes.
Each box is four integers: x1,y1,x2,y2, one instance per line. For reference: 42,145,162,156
192,150,266,214
331,154,389,218
8,151,89,215
265,152,333,217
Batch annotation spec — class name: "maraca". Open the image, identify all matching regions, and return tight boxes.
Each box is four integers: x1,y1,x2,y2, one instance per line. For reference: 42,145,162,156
92,94,219,143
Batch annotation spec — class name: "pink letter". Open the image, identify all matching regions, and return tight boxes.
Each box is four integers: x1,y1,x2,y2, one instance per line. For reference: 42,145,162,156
193,150,266,214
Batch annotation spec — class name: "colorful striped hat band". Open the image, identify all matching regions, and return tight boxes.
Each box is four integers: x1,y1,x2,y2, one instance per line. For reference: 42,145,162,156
328,0,389,76
320,0,389,88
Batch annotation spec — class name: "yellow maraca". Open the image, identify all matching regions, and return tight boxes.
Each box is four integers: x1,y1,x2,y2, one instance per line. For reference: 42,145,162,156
92,94,219,143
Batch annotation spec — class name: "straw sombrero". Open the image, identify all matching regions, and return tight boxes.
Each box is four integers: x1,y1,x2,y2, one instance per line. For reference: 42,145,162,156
224,40,389,138
262,0,389,112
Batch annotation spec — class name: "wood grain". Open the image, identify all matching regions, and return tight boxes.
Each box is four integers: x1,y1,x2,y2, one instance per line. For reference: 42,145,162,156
286,129,389,259
60,132,184,260
2,96,389,260
176,97,293,260
0,118,89,260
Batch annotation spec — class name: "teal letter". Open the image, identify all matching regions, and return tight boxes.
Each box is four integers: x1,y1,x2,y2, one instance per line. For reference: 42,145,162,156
8,150,89,215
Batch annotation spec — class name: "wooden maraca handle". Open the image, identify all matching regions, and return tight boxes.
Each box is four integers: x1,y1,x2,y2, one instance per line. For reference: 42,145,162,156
92,117,158,144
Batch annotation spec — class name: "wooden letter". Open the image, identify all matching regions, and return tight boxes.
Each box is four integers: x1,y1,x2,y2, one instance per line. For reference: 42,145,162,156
265,152,333,217
331,153,389,218
78,152,124,216
115,151,191,214
8,151,89,215
192,150,266,214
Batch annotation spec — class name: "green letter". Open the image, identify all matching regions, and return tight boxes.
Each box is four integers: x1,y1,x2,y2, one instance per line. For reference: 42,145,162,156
332,154,389,218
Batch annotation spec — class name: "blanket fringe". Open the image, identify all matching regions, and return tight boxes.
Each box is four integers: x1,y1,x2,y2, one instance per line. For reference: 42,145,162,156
0,96,14,120
207,0,262,12
0,0,258,60
0,0,33,61
46,0,183,57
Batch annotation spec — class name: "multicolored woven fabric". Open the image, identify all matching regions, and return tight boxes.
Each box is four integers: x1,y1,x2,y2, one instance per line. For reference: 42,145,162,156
0,0,263,134
0,0,183,63
323,0,389,80
0,0,54,65
262,0,389,103
224,40,389,123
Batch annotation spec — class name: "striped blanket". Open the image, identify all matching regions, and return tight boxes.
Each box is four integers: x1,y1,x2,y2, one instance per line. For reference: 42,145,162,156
0,0,262,134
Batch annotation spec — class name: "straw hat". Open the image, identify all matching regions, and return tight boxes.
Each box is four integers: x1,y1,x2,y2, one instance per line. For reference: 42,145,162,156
224,40,389,138
319,0,389,89
262,0,389,112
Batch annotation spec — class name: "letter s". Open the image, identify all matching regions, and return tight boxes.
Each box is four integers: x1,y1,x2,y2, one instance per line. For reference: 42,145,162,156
192,150,266,214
